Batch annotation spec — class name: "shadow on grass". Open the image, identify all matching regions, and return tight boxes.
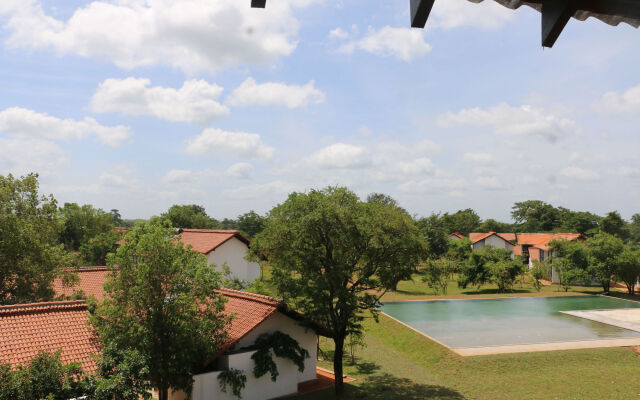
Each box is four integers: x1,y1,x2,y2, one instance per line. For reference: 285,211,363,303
354,361,380,375
353,373,466,400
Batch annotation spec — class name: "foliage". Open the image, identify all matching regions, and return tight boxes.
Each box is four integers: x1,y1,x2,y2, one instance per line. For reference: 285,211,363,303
92,218,231,400
422,259,455,294
161,204,219,229
59,202,115,251
458,247,512,290
218,369,247,399
110,209,123,226
599,211,628,240
0,173,79,305
236,211,265,239
586,233,624,292
80,229,120,265
488,258,524,293
440,209,480,236
549,238,590,292
511,200,561,232
446,238,472,266
530,260,550,292
476,218,513,233
249,187,425,395
615,248,640,295
347,331,367,365
415,214,449,259
251,331,310,381
88,343,152,400
630,214,640,244
0,351,87,400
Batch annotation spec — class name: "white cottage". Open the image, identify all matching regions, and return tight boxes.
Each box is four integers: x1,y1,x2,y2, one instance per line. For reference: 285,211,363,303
178,229,261,282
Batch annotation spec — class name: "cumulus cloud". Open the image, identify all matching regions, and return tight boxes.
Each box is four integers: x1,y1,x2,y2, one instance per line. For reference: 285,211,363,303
593,84,640,114
397,176,466,195
560,166,600,181
226,162,254,179
162,162,254,184
396,157,435,175
227,78,325,108
1,0,317,73
305,143,371,169
431,0,514,30
475,176,504,190
186,128,275,160
0,107,130,146
463,152,493,164
328,27,349,39
223,180,299,200
339,26,431,62
91,78,229,124
0,138,67,176
437,103,578,143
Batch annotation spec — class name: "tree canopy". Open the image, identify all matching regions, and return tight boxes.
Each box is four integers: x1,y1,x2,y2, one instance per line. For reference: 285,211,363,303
161,204,219,229
59,203,115,251
92,218,230,400
249,187,425,395
0,173,78,305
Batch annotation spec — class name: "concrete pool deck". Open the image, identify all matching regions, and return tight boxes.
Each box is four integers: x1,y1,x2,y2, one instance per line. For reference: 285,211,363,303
561,308,640,334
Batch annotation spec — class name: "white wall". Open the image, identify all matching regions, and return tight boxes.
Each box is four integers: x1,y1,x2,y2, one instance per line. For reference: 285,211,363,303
207,237,261,282
472,235,514,252
234,312,318,383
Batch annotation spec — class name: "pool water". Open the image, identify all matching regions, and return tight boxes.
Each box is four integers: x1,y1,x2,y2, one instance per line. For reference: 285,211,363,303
381,296,640,348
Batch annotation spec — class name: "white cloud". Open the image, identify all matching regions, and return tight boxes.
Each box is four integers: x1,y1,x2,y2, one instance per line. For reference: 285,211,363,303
91,78,229,124
560,166,600,181
475,176,504,190
223,180,298,200
397,176,466,195
226,162,254,179
0,138,67,176
617,166,640,177
414,139,443,154
227,78,325,109
0,107,131,146
186,128,275,160
396,157,435,175
1,0,317,74
463,152,493,164
431,0,514,30
437,103,578,143
305,143,371,169
328,27,349,39
339,26,431,62
593,84,640,114
162,169,194,184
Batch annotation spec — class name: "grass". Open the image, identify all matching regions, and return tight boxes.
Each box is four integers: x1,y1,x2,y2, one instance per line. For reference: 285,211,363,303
291,311,640,400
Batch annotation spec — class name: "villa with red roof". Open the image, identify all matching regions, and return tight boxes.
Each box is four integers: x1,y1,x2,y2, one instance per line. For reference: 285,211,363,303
2,274,320,400
116,228,261,283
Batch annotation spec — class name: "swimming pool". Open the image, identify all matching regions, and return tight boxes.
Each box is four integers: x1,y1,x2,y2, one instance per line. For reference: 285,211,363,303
381,296,640,352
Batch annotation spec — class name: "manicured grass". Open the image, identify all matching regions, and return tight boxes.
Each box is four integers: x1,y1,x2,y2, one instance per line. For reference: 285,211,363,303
291,309,640,400
382,273,609,302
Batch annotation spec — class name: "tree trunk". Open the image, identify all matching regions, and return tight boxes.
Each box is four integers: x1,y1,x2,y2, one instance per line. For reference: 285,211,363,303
333,335,345,397
158,383,169,400
627,282,635,295
602,279,610,293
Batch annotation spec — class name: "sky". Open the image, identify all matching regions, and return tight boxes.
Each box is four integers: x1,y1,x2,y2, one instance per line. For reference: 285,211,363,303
0,0,639,222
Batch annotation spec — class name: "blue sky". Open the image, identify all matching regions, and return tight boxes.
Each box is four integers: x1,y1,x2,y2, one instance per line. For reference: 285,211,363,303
1,0,639,221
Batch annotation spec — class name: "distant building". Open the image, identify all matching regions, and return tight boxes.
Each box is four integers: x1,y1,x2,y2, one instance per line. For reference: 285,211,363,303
448,232,466,241
469,232,515,252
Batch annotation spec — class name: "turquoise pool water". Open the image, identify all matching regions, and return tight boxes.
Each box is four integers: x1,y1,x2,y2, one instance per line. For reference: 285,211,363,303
381,296,640,348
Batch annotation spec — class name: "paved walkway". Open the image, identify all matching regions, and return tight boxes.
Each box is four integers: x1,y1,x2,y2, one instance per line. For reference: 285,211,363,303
454,337,640,356
561,308,640,333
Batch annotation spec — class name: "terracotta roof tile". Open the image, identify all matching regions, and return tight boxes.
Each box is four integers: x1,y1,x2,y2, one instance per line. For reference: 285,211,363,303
53,267,111,302
177,229,250,255
469,232,515,245
449,232,465,239
0,301,99,372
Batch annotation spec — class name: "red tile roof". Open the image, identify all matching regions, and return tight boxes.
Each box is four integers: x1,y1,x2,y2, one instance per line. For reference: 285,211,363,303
449,232,465,239
469,232,515,245
177,229,250,255
0,301,99,372
53,267,111,301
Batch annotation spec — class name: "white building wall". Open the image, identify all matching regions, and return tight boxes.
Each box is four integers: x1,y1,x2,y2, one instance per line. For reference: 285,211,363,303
207,237,261,282
234,312,318,383
484,235,514,251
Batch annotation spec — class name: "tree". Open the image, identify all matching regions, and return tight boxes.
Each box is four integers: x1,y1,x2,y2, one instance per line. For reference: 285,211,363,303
79,230,120,265
530,260,550,292
458,246,512,291
630,214,640,244
422,259,454,294
488,258,523,293
161,204,218,229
416,214,449,259
476,218,513,233
59,203,115,251
600,211,629,240
110,209,124,226
249,187,425,395
366,192,408,215
616,248,640,295
587,233,624,292
92,219,230,400
441,209,481,236
0,173,79,305
549,238,590,292
511,200,560,232
236,211,265,239
557,209,600,235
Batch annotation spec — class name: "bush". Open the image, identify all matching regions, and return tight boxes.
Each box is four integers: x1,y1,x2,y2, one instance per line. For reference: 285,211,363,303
488,259,523,293
422,259,454,294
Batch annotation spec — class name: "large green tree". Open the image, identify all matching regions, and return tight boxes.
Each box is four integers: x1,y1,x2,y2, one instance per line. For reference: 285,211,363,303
161,204,219,229
476,218,513,233
59,203,115,251
587,233,625,292
416,214,449,259
249,187,425,395
511,200,560,232
0,173,78,304
92,219,230,400
600,211,629,240
630,214,640,244
616,248,640,295
441,209,481,236
236,211,265,239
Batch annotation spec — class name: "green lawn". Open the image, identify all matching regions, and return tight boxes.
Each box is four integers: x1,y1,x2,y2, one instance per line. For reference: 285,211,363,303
290,309,640,400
